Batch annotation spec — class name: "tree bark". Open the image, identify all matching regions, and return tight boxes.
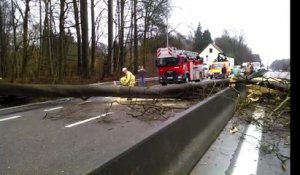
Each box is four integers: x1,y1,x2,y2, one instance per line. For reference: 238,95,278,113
133,0,138,73
37,0,42,76
73,0,82,75
58,0,66,82
101,0,113,80
21,0,30,79
0,80,229,99
235,79,290,93
118,0,125,73
11,0,18,79
0,3,6,77
91,0,95,73
80,0,89,77
108,0,113,72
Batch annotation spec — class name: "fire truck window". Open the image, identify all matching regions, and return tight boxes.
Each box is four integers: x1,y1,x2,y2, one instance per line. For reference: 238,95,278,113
159,57,179,66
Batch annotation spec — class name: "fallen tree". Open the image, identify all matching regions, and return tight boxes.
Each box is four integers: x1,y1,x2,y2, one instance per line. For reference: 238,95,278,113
0,79,229,99
0,73,290,99
233,78,290,93
234,69,290,93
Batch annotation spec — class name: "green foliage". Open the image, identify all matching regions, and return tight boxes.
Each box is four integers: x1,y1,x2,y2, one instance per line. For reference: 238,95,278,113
192,23,212,52
202,30,213,46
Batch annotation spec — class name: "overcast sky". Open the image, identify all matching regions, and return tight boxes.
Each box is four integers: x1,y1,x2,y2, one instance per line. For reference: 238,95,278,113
168,0,290,66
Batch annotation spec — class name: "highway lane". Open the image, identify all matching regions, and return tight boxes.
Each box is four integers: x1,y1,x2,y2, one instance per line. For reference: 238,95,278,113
0,74,289,174
0,96,178,174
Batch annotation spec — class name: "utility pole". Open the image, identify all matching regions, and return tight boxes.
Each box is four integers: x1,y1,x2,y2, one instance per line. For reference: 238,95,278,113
166,0,169,48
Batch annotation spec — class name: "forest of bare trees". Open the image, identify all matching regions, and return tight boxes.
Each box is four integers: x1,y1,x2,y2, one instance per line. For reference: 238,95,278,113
0,0,172,83
0,0,257,84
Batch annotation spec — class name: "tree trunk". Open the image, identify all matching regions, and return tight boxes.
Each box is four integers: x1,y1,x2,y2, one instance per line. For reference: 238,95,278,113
133,0,138,74
80,0,89,78
73,0,82,75
43,0,54,76
38,0,42,76
21,0,30,79
0,80,229,99
235,79,290,93
118,0,125,72
91,0,95,74
11,0,18,80
49,1,54,77
0,4,6,78
142,12,148,68
101,0,113,80
58,0,66,82
129,0,134,70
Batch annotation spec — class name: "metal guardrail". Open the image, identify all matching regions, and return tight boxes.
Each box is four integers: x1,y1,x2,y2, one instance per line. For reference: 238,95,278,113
89,84,246,175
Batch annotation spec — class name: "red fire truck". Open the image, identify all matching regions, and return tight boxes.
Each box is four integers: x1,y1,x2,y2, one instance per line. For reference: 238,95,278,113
156,47,203,86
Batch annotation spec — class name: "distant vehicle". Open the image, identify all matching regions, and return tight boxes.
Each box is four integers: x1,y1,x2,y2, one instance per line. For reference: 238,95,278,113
208,53,232,79
252,62,261,72
208,62,231,79
155,47,203,86
242,62,262,72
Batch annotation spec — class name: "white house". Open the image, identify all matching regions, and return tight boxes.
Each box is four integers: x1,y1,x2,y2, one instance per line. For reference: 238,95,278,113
199,43,235,67
199,43,223,65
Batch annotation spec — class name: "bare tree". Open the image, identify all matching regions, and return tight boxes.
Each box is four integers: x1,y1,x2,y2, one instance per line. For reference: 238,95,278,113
80,0,89,77
141,0,169,66
21,0,30,79
72,0,82,75
0,1,8,78
118,0,125,72
47,0,54,76
11,0,19,79
37,0,42,76
133,0,138,73
90,0,96,74
101,0,113,80
0,79,231,98
58,0,66,82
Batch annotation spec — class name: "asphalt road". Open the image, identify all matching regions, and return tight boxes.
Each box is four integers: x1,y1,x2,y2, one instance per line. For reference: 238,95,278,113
0,96,181,174
0,74,290,174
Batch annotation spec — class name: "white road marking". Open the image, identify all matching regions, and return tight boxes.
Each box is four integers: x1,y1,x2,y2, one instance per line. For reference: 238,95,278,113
65,112,114,128
0,116,22,122
231,108,264,175
43,107,63,112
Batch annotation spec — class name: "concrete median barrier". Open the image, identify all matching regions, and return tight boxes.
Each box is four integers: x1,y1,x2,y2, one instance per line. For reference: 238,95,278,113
89,84,246,175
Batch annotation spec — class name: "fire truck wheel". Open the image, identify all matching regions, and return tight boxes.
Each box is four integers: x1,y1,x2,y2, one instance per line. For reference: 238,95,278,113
161,82,167,86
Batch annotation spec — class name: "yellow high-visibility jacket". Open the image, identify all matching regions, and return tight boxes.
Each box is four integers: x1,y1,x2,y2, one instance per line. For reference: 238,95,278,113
120,71,136,86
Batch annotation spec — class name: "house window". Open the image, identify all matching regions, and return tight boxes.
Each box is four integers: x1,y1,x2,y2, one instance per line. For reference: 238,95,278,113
209,48,213,53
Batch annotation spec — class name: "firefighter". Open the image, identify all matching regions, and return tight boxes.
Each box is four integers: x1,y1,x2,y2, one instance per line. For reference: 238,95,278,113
120,67,136,86
137,65,146,86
